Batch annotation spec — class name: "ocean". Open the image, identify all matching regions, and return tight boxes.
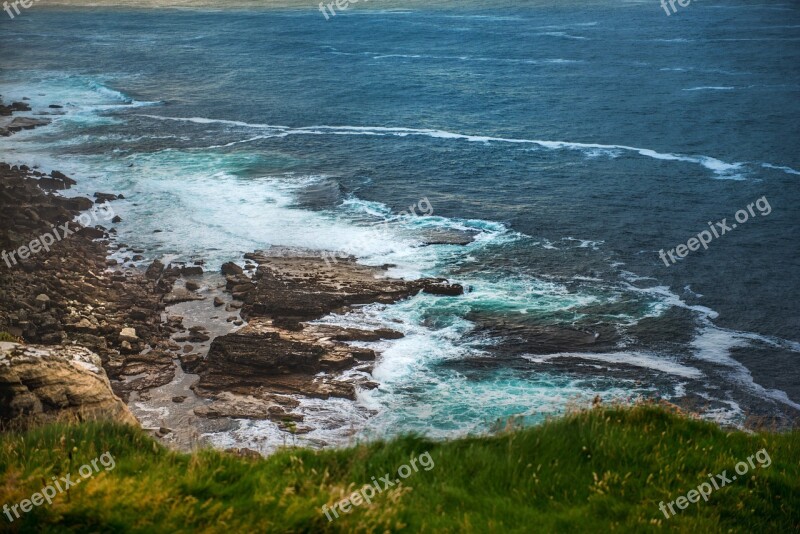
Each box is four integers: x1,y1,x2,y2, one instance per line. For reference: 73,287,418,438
1,1,798,448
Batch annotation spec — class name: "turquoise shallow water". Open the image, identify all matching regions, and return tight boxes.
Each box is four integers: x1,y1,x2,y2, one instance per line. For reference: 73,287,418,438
1,2,799,446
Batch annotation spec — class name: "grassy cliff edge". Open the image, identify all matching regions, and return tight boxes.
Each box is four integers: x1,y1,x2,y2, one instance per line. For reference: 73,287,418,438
1,404,798,532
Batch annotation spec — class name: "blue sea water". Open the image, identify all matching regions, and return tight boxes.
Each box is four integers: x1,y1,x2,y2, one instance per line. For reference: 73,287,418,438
1,2,799,446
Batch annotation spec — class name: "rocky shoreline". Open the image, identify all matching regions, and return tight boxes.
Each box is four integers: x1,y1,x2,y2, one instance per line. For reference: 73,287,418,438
0,99,465,450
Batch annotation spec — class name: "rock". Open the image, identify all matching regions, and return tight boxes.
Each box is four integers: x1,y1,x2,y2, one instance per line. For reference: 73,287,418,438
0,343,138,429
195,319,368,402
220,262,243,276
119,327,138,342
38,173,76,190
185,281,200,291
200,330,321,375
111,215,122,223
189,332,210,342
375,328,405,339
419,228,477,246
311,325,404,342
178,352,201,373
213,297,224,307
57,196,94,212
93,192,119,203
166,315,184,327
239,248,463,321
421,279,464,296
115,350,176,398
193,391,301,422
128,308,148,321
163,288,205,305
180,266,203,276
350,348,376,361
77,226,105,239
272,317,304,331
145,259,164,279
172,395,187,403
2,117,50,135
74,318,97,331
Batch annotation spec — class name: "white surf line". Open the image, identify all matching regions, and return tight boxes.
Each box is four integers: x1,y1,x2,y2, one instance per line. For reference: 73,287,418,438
137,114,745,178
524,351,703,379
762,163,800,176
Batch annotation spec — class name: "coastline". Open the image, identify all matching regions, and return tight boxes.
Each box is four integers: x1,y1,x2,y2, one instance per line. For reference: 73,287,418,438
0,94,470,452
0,3,798,530
2,88,797,452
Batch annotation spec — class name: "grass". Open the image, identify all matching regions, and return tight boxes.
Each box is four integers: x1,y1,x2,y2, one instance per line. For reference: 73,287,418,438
0,404,798,533
0,332,22,343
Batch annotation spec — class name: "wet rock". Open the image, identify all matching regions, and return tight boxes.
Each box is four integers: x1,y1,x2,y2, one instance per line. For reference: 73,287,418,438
163,287,205,304
221,262,243,276
93,192,119,203
145,259,165,279
419,228,477,246
77,226,106,240
180,265,203,276
178,353,202,374
421,279,464,296
193,391,302,422
1,117,50,136
115,350,175,399
240,248,463,321
57,196,94,212
195,320,375,402
128,308,149,321
272,317,304,331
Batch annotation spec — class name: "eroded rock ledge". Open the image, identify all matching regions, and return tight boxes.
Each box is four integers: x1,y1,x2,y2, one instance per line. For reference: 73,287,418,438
190,249,463,425
236,248,463,321
0,342,137,429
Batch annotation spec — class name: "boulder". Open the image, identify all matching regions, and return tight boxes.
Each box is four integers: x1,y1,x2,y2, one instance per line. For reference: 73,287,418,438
220,262,243,276
0,343,138,429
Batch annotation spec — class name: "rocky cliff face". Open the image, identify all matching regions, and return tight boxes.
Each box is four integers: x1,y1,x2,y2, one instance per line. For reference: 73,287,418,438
0,342,137,429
